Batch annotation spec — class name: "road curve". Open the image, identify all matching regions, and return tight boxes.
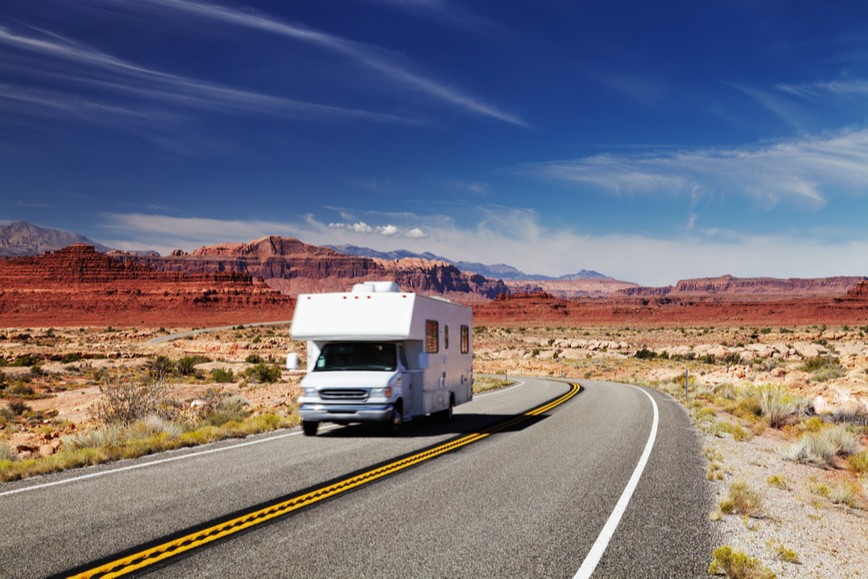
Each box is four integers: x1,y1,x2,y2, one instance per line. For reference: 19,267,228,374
0,378,716,578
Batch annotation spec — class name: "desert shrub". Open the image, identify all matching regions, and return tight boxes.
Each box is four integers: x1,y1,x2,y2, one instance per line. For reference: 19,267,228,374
709,421,753,441
6,384,35,397
633,348,656,360
848,451,868,475
718,479,763,517
29,364,44,377
755,384,801,428
722,352,742,365
211,368,235,383
8,399,31,415
10,355,39,367
148,356,175,380
93,370,172,427
245,363,280,384
714,383,738,400
61,352,82,364
62,425,124,450
176,355,210,376
779,426,856,466
245,354,264,364
811,366,845,382
0,442,15,462
766,475,788,490
197,389,249,427
829,483,861,509
820,424,860,455
771,542,799,564
708,545,776,579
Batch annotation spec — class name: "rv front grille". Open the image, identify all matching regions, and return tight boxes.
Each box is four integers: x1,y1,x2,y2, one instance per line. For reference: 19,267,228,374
319,389,368,400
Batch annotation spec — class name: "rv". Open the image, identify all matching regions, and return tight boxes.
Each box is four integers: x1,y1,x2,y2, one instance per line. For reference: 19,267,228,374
290,281,473,436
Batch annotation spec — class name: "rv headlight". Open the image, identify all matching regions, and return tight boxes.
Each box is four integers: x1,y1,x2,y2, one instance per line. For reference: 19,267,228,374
303,387,317,397
370,387,392,399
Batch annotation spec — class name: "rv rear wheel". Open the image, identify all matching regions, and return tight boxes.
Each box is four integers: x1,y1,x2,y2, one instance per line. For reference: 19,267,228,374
435,399,453,423
302,421,319,436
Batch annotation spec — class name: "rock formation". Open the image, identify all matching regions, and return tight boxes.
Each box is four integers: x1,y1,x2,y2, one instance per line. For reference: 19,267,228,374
118,236,508,302
614,275,867,299
0,245,294,326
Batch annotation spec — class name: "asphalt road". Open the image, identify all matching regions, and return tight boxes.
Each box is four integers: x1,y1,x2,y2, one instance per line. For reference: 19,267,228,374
0,378,717,578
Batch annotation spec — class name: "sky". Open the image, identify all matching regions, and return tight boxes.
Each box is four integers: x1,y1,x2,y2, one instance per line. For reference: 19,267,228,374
2,0,868,285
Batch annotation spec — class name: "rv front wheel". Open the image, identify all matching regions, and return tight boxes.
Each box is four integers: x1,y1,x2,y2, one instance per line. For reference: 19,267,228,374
302,421,319,436
384,402,403,435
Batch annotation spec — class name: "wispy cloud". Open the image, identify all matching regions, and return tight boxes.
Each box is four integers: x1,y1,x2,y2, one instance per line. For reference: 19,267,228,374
92,0,526,126
99,210,868,286
0,26,415,125
328,221,427,238
357,0,504,33
518,128,868,208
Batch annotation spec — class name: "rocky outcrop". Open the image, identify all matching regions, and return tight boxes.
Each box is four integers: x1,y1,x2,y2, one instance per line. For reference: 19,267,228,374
614,275,866,298
845,280,868,300
0,245,294,326
119,236,508,302
504,279,639,299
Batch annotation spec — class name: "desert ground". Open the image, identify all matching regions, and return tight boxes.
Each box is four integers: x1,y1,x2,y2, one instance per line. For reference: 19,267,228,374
2,321,866,577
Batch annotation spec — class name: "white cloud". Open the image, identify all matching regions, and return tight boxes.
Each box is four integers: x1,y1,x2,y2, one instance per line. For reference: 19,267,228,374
519,128,868,208
0,26,414,125
328,221,418,237
99,211,868,286
92,0,526,126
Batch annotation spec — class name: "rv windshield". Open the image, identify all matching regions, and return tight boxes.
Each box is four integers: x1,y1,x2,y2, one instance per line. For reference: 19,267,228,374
314,342,397,372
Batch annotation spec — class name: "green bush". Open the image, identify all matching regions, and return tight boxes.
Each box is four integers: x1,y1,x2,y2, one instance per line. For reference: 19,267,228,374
634,348,656,359
245,363,280,383
8,399,31,415
6,384,35,397
11,355,39,367
148,356,175,379
211,368,235,383
61,352,82,364
245,354,264,364
176,355,211,376
848,451,868,475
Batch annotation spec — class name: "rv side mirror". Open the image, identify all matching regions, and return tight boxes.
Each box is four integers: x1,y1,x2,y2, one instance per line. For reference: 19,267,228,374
418,353,429,369
286,353,299,371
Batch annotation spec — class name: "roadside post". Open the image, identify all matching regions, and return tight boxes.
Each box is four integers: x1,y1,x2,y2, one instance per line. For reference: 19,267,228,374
685,368,689,396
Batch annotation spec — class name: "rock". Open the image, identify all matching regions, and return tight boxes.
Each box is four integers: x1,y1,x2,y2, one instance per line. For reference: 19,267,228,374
39,444,54,457
16,451,32,460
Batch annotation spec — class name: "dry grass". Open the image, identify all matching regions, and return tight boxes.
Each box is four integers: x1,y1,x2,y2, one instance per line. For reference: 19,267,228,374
719,479,764,518
708,545,777,579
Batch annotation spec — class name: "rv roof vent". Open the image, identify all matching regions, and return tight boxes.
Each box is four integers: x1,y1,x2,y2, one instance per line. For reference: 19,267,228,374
351,281,401,294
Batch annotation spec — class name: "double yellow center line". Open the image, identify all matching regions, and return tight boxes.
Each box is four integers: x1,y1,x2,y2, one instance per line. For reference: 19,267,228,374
68,381,581,579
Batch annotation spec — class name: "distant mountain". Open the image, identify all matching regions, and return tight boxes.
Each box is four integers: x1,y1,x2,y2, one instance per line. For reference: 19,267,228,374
0,221,159,257
323,244,613,280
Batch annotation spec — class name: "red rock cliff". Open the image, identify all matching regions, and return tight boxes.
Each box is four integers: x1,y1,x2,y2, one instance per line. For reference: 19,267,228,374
120,236,509,301
0,245,294,326
614,275,866,298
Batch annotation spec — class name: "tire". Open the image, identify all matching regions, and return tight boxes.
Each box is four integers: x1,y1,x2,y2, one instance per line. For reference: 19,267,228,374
302,421,319,436
436,398,453,424
383,403,403,435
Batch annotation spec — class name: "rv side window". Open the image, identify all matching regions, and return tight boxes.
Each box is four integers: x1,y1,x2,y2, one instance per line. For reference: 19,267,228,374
444,325,449,349
460,325,470,354
425,320,439,353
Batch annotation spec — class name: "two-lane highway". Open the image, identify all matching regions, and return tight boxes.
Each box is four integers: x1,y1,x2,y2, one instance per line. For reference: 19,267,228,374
0,378,716,578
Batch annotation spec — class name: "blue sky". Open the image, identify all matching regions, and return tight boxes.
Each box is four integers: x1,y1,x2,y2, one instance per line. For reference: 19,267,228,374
2,0,868,285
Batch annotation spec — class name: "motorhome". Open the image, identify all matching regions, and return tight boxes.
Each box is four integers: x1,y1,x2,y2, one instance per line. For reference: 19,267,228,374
290,281,473,435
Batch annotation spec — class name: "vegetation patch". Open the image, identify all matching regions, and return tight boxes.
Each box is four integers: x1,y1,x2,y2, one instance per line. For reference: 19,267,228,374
708,545,776,579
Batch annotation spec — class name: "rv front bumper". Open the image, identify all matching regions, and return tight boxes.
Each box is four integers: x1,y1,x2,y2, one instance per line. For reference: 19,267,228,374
299,403,393,423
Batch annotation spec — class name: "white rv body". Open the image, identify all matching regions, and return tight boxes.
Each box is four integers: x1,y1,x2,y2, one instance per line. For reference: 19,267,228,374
290,282,473,434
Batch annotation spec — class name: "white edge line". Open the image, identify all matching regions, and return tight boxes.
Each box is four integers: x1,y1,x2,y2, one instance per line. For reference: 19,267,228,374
0,424,337,498
572,383,659,579
2,377,527,498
